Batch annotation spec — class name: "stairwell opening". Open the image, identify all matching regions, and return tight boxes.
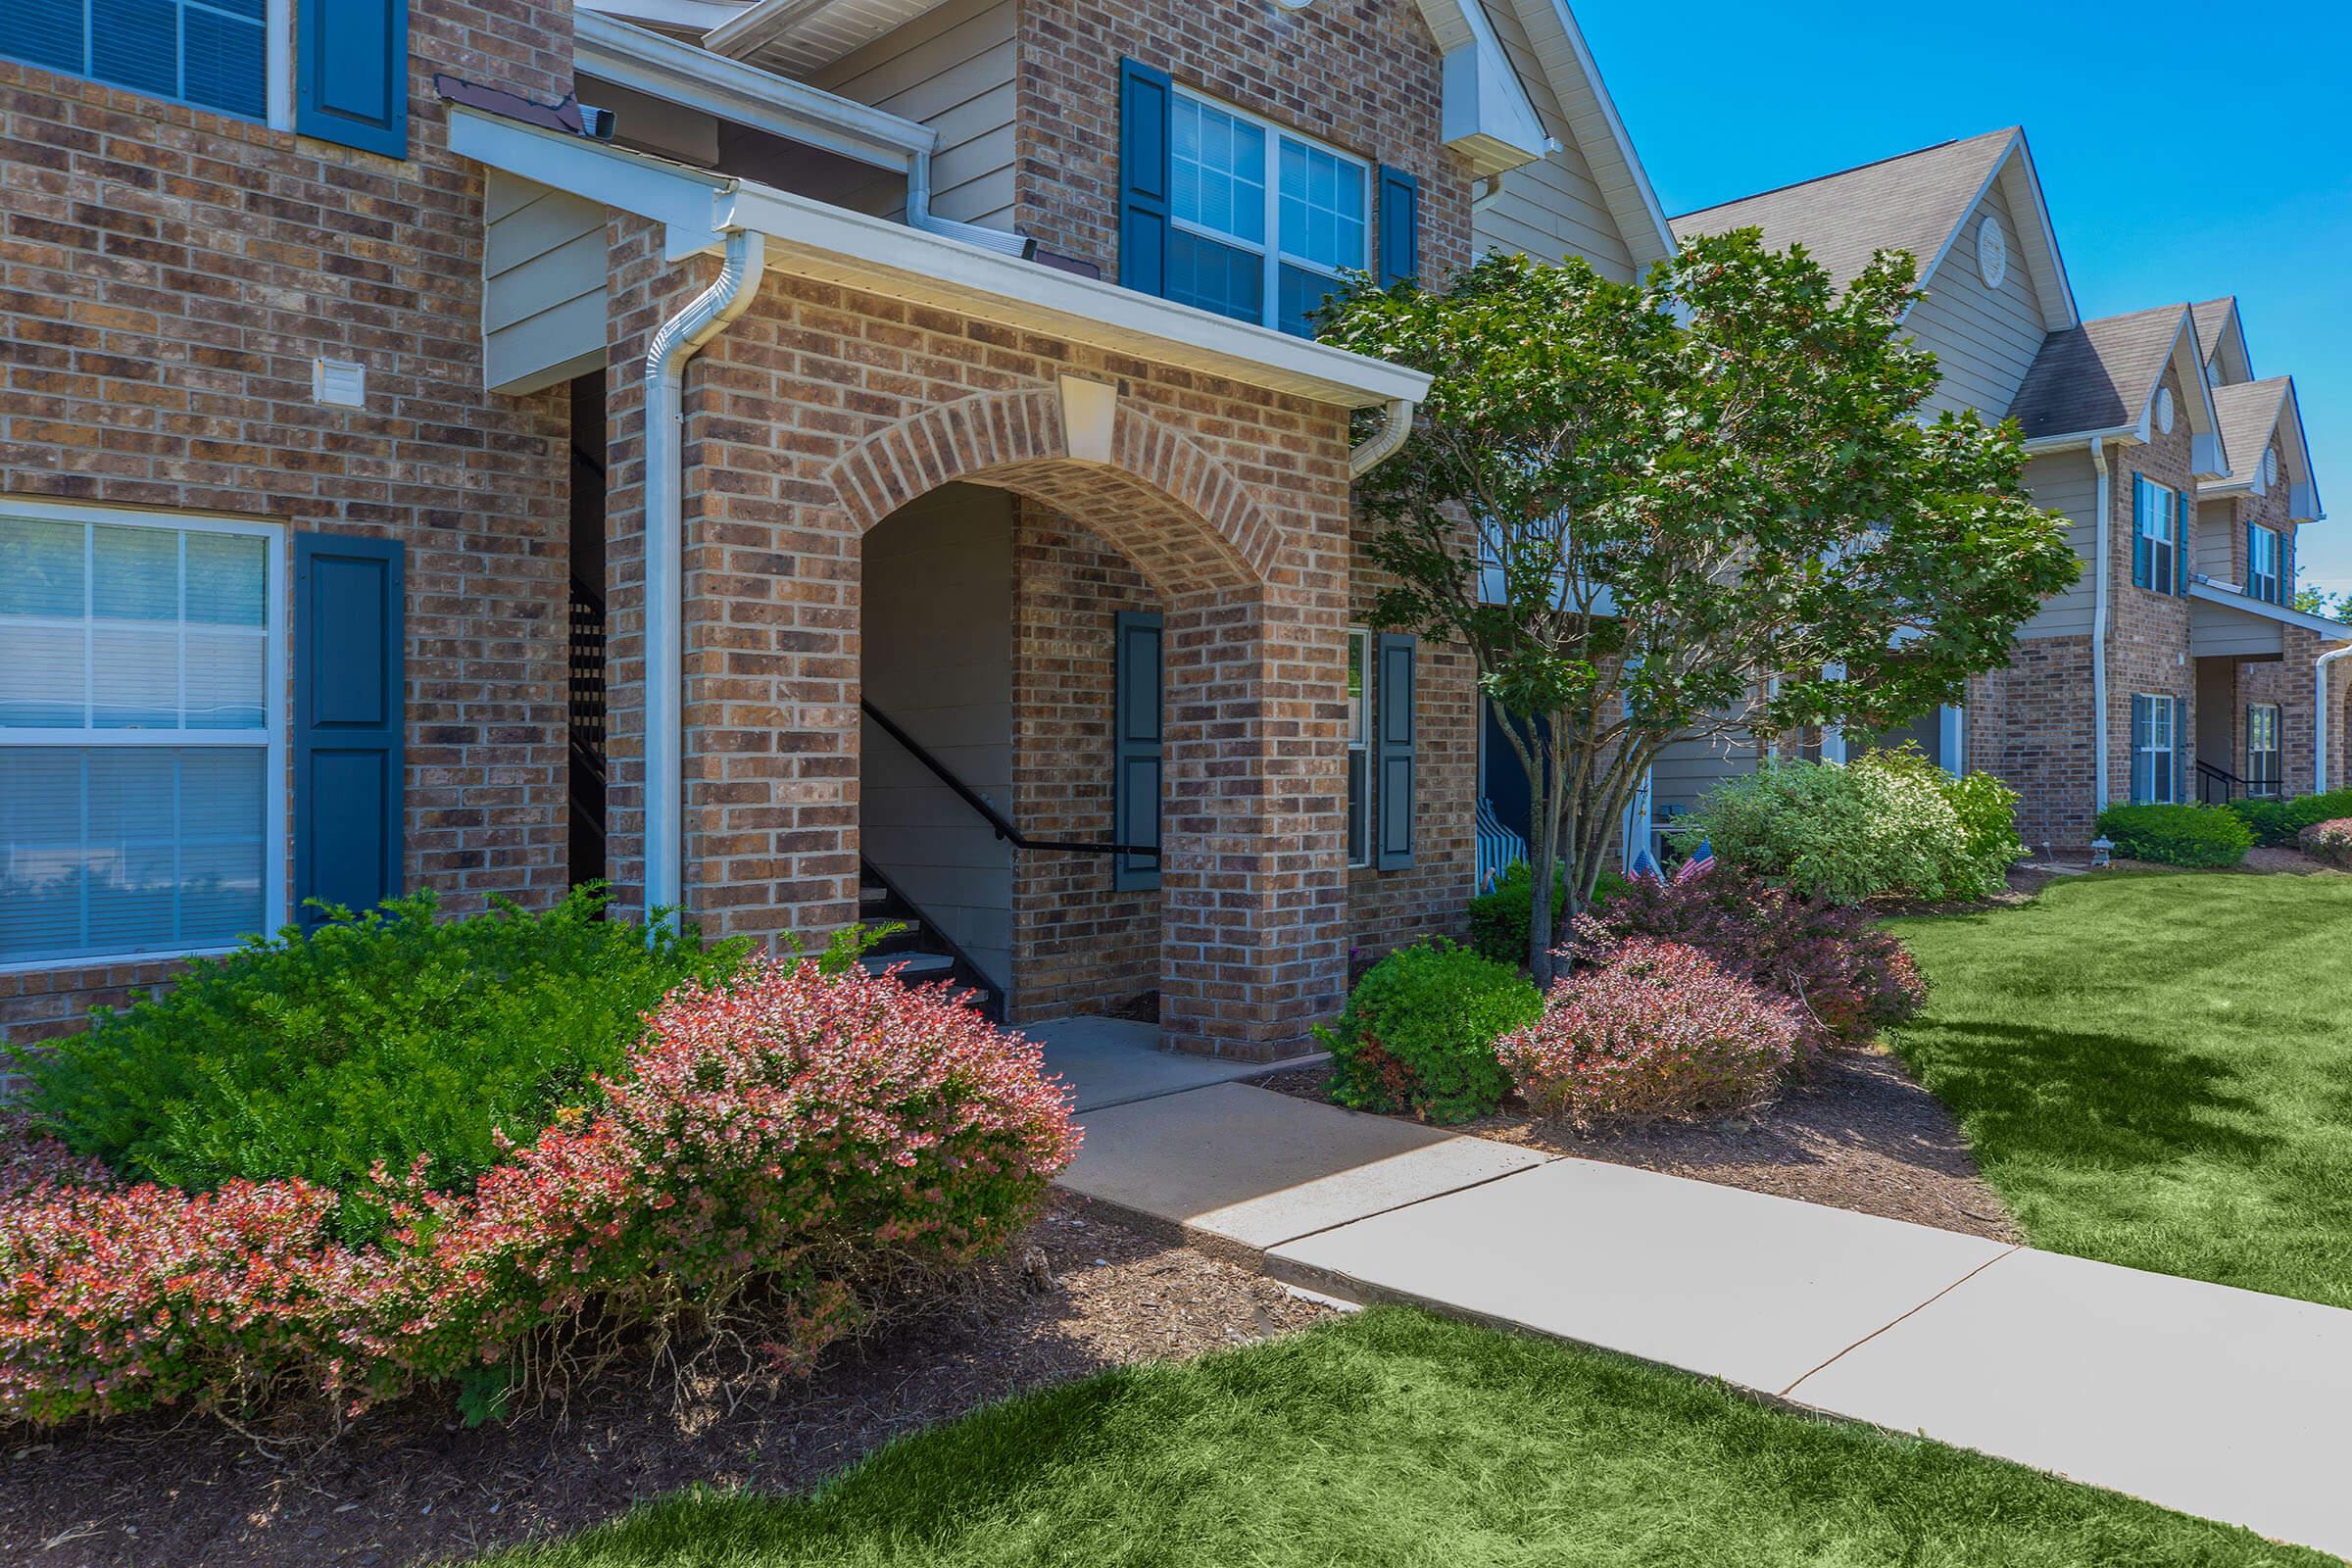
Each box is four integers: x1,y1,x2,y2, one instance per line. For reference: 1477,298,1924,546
567,370,609,892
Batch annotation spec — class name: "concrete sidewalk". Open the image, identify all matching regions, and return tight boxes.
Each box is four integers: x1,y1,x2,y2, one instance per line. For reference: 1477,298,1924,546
1056,1078,2352,1560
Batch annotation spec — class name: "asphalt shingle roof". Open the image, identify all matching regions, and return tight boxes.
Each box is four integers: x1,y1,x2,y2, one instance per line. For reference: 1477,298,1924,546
2210,378,2290,483
1669,127,2017,288
2190,298,2238,368
2007,304,2189,441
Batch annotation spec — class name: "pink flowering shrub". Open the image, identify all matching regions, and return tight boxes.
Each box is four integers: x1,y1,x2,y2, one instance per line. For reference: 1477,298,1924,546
2298,817,2352,870
0,958,1078,1429
1567,860,1926,1064
1497,940,1799,1128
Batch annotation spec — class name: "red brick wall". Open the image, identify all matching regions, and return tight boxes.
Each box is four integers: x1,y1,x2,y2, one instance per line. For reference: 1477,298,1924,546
0,7,575,1047
1967,638,2096,850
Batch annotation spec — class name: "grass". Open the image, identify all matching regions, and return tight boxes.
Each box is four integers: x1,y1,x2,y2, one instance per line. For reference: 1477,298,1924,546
1888,869,2352,1308
474,1308,2321,1567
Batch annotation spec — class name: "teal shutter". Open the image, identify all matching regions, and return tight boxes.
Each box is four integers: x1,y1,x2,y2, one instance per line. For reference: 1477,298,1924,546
2283,530,2297,606
2176,490,2191,594
294,534,405,927
2131,478,2150,590
298,0,410,159
1376,633,1417,869
1118,59,1172,298
1111,611,1163,892
2246,518,2259,597
1378,165,1420,286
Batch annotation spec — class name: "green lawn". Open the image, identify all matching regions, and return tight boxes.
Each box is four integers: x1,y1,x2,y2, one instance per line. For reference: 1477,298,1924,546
1888,869,2352,1308
476,1308,2318,1567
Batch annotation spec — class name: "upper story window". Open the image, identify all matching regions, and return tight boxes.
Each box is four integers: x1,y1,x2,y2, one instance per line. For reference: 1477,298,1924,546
1168,89,1369,338
0,504,282,968
1,0,270,121
2248,524,2282,604
2132,474,2183,597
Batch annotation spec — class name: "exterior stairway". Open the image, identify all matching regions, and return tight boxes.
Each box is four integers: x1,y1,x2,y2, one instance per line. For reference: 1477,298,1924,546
856,862,1004,1020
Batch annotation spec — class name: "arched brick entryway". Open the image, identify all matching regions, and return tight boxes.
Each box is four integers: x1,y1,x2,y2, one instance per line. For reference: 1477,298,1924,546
827,381,1348,1057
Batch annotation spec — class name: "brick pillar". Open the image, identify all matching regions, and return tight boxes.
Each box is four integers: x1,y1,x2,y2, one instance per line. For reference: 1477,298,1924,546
1157,583,1349,1057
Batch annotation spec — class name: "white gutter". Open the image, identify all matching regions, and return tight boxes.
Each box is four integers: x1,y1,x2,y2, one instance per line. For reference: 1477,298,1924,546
2088,434,2112,811
643,226,767,925
2321,644,2352,795
1348,398,1416,478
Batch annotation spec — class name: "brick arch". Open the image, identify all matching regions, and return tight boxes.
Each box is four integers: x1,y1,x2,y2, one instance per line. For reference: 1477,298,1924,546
822,385,1281,594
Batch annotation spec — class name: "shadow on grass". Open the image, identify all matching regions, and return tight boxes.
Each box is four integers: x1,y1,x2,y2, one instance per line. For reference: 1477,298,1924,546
1892,1020,2276,1173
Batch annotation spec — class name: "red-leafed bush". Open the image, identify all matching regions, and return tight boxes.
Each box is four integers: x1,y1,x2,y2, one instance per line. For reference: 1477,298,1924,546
1498,940,1798,1127
2299,817,2352,870
0,958,1078,1429
1567,861,1926,1063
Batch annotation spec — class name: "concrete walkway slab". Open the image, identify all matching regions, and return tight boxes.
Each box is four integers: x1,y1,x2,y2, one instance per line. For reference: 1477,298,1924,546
1789,1246,2352,1559
1268,1156,2014,1396
1030,1016,1324,1112
1059,1082,1548,1250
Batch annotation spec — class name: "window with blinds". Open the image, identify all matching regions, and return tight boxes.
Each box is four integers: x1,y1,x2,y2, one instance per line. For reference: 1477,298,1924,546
0,0,268,121
0,508,279,966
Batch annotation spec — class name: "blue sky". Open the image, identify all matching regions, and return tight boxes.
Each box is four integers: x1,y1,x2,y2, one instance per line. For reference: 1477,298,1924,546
1578,0,2352,593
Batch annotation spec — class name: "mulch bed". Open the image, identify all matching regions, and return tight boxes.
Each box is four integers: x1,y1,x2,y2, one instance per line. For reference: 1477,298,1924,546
0,1193,1329,1568
1254,1049,2021,1245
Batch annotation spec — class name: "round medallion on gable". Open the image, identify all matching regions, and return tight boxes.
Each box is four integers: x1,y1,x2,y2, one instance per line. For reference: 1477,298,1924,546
2265,448,2280,487
2155,386,2177,436
1977,217,2008,289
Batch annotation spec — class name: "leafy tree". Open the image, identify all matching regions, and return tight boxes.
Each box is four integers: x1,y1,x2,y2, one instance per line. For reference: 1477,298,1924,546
2293,584,2351,621
1321,235,2079,985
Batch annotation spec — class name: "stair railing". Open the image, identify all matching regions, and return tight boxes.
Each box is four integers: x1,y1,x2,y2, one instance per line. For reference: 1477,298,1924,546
861,699,1153,858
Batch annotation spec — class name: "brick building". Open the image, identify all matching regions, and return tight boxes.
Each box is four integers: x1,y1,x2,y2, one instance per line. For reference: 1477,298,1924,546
1668,130,2344,851
0,0,1671,1055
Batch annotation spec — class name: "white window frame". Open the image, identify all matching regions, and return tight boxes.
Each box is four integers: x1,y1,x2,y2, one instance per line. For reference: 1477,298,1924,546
0,498,287,973
2132,693,2176,806
1347,626,1373,870
2247,704,2281,799
2249,524,2281,604
1169,86,1371,333
2138,477,2178,596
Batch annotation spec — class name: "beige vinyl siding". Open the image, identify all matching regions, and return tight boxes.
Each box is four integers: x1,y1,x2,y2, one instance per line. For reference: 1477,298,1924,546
2016,447,2099,638
2190,598,2284,659
1469,0,1637,280
1903,180,2049,418
481,172,607,397
2196,499,2236,582
809,0,1014,230
1652,721,1760,821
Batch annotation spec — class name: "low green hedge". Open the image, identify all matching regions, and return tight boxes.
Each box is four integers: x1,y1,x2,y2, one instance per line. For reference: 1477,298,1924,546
1315,940,1543,1124
2093,804,2253,869
2226,788,2352,848
1466,861,1628,968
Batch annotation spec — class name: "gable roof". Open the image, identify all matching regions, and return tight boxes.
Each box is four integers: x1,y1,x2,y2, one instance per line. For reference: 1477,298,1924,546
2191,296,2255,386
1669,126,2076,331
2011,304,2228,475
2206,376,2324,518
1499,0,1676,269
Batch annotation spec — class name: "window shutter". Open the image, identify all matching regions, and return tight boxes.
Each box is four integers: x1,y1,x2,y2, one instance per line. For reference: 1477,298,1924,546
2175,490,2191,595
2245,518,2258,596
2131,478,2150,590
1111,610,1163,892
2128,695,2148,805
2283,530,2297,606
1375,632,1416,869
298,0,410,159
1118,58,1173,298
294,533,405,927
1378,165,1420,287
2173,695,2189,805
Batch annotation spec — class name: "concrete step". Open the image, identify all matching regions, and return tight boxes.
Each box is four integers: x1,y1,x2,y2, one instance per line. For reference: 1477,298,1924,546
860,950,955,979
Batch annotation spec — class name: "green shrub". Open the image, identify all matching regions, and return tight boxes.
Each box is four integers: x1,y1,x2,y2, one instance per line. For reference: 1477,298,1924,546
11,887,750,1240
1689,748,2021,905
2093,804,2253,868
1466,862,1628,968
1315,940,1543,1124
2227,788,2352,848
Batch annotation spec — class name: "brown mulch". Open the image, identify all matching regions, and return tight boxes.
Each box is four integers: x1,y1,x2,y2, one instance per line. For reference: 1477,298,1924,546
1256,1047,2022,1245
0,1193,1329,1568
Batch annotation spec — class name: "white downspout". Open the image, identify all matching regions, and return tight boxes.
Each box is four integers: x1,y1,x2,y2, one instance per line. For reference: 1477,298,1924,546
2088,435,2112,813
2320,644,2352,795
643,226,767,926
1348,398,1416,478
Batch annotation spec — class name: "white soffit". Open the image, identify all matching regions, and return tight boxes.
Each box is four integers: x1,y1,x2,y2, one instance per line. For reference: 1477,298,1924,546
447,107,1431,411
577,0,751,32
1413,0,1550,177
704,0,946,74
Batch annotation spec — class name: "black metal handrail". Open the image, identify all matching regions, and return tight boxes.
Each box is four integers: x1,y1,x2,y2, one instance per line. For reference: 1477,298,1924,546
2196,759,2260,805
860,699,1153,858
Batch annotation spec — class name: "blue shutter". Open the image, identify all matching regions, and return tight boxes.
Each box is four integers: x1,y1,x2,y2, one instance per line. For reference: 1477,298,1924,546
1376,633,1417,869
1118,58,1172,298
297,0,409,159
2283,529,2297,606
2245,518,2259,598
2129,695,2149,805
2175,490,2191,595
2131,478,2150,590
1111,611,1162,892
294,534,404,927
1378,165,1420,287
